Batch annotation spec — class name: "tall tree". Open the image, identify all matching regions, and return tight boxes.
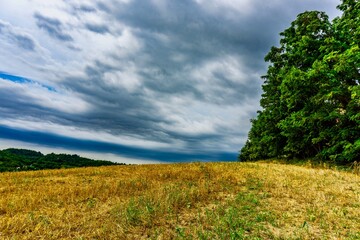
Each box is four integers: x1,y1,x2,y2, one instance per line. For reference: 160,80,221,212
319,0,360,162
240,2,360,163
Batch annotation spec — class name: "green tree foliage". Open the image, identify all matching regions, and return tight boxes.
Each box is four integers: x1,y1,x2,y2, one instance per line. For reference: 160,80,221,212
0,148,123,172
240,1,360,163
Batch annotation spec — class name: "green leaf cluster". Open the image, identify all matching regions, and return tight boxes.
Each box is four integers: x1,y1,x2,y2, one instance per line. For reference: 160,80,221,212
0,148,123,172
240,1,360,163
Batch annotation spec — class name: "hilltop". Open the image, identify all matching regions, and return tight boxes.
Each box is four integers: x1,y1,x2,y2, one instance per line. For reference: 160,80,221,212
0,148,122,172
0,161,359,239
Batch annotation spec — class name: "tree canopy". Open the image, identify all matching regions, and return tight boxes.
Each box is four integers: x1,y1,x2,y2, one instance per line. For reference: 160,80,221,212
240,0,360,163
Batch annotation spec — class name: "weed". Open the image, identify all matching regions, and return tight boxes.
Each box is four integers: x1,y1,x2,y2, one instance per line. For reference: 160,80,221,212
175,226,186,238
125,199,142,226
86,197,97,208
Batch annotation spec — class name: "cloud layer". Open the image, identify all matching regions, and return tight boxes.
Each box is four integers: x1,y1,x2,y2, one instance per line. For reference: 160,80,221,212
0,0,340,162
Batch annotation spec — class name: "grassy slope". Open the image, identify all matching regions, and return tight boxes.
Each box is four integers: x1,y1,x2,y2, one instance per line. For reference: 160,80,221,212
0,162,359,239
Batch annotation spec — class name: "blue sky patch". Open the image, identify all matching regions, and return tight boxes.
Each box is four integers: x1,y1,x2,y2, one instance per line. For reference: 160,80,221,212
0,72,56,92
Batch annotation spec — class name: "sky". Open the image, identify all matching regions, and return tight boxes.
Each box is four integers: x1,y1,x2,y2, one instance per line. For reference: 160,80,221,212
0,0,341,164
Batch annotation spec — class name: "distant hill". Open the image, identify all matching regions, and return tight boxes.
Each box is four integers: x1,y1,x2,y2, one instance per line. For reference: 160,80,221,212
0,148,123,172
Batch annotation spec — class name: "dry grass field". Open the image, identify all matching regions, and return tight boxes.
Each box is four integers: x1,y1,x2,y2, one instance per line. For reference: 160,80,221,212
0,161,360,239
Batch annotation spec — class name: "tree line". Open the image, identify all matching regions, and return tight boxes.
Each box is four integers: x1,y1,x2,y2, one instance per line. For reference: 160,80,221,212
0,148,123,172
240,0,359,163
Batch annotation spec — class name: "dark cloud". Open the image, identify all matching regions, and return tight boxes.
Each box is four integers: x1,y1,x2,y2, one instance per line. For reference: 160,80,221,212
77,5,97,13
110,1,267,64
62,0,97,12
0,86,64,124
61,62,173,142
85,23,109,34
0,125,237,162
34,13,73,42
12,34,35,51
96,1,279,105
108,0,340,69
0,21,36,51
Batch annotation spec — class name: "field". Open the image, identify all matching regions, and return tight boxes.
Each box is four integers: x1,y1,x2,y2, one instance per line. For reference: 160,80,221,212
0,162,360,239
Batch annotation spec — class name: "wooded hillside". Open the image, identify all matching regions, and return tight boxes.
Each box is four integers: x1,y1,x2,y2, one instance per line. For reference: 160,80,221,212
0,148,122,172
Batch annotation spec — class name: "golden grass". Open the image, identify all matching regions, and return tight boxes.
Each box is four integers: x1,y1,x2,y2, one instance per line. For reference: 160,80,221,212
0,162,359,239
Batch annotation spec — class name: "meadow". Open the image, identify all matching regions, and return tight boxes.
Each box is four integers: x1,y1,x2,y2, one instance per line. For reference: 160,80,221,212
0,161,359,239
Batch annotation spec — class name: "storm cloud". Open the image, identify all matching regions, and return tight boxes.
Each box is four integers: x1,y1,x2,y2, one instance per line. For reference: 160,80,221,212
0,0,341,162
